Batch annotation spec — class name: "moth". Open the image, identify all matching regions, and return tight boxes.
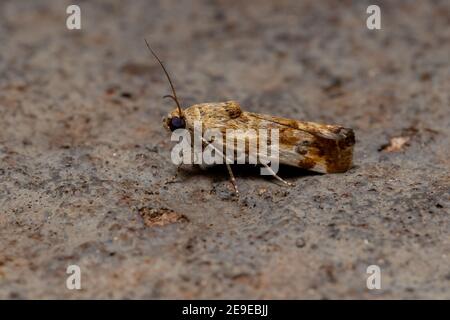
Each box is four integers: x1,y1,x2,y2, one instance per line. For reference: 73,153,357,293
145,40,355,195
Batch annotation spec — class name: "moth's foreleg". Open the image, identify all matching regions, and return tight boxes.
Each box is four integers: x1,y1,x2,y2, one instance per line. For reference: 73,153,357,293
200,136,239,196
165,163,183,184
166,145,189,184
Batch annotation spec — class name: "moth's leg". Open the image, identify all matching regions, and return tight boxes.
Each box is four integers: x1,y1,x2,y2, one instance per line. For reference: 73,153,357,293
200,136,239,195
225,162,239,195
260,162,295,187
165,163,183,184
165,146,190,184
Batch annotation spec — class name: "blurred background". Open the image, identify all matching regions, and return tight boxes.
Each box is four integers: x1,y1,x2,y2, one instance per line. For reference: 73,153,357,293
0,0,448,299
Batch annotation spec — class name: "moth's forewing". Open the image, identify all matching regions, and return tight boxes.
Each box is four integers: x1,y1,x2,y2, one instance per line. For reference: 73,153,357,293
178,101,355,173
247,113,355,173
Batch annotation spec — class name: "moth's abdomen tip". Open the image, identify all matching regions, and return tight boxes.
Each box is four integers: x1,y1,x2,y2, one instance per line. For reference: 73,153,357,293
327,129,355,173
313,126,355,173
338,127,356,148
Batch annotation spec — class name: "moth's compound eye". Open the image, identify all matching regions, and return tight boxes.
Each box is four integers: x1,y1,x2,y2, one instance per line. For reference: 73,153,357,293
169,116,186,131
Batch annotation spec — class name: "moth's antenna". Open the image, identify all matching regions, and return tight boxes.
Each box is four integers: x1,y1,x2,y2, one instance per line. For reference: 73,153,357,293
144,39,183,116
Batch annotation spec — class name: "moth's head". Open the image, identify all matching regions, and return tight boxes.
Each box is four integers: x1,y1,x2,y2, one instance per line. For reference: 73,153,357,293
144,40,186,132
163,109,186,132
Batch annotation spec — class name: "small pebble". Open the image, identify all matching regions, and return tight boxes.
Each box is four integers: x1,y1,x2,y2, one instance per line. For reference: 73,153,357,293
295,237,306,248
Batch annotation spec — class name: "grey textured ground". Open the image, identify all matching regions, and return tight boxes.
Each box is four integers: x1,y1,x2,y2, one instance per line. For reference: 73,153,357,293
0,0,449,299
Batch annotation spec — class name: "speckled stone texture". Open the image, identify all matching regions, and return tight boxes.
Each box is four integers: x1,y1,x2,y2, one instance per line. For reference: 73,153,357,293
0,0,449,299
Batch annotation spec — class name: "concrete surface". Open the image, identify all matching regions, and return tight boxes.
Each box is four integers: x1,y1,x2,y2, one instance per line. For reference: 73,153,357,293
0,0,449,299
